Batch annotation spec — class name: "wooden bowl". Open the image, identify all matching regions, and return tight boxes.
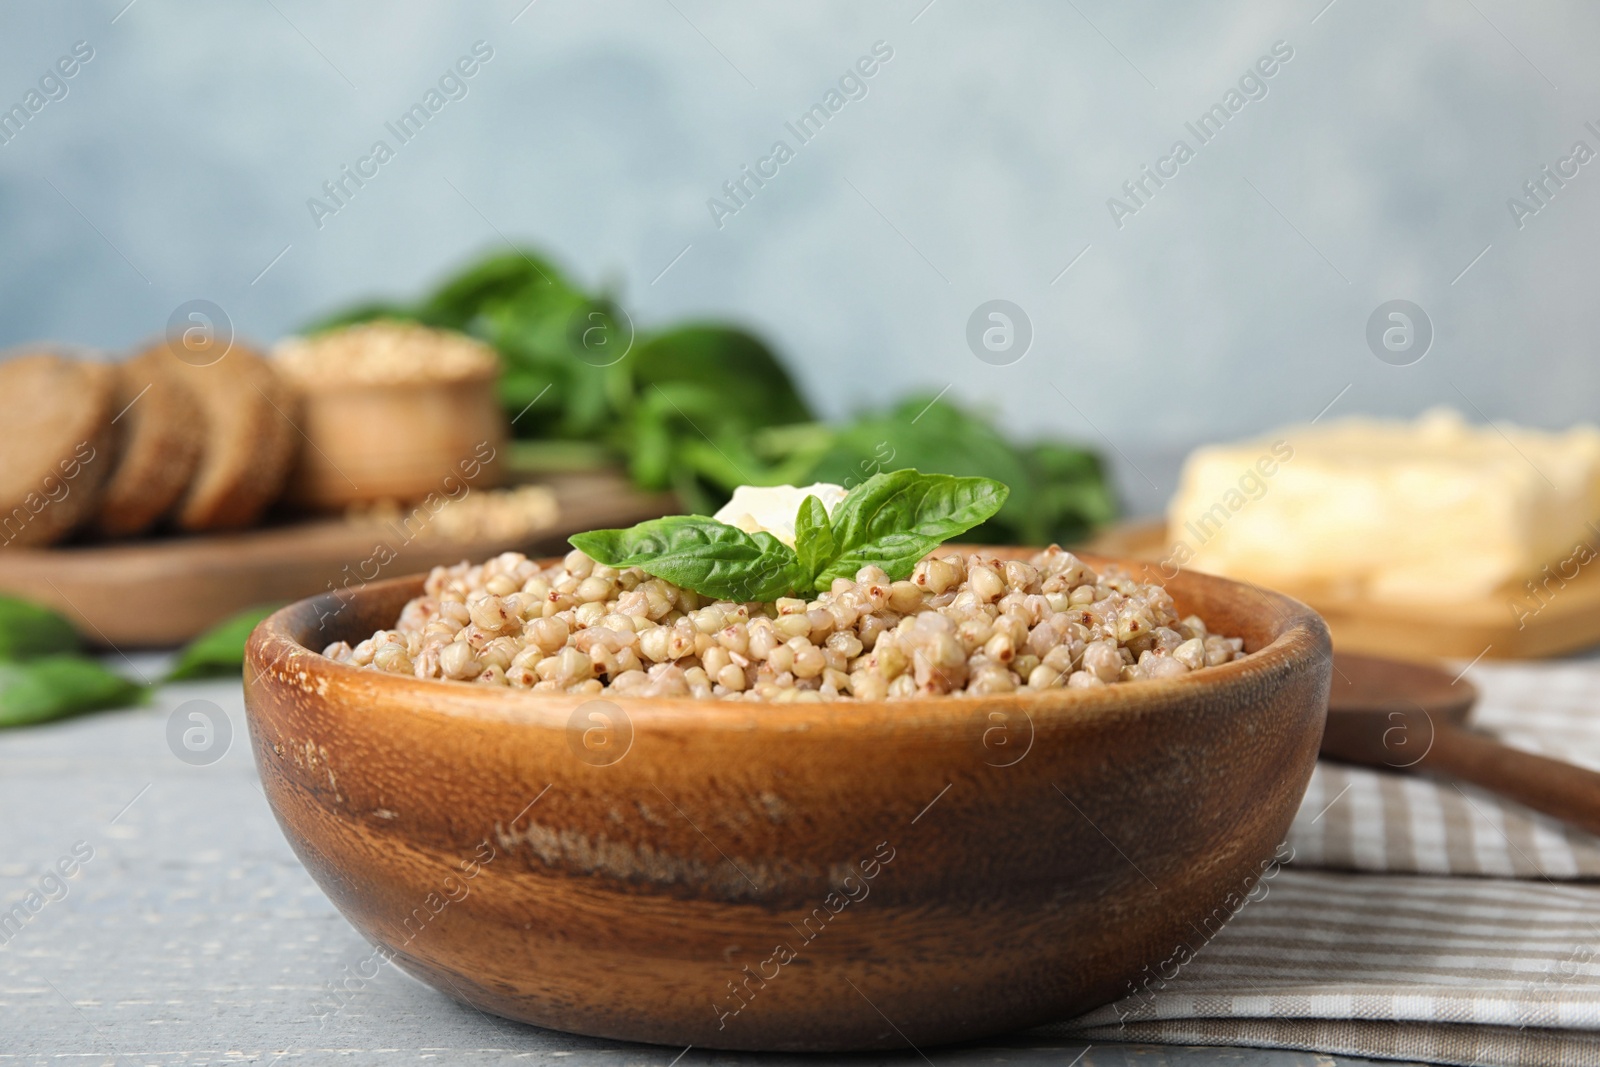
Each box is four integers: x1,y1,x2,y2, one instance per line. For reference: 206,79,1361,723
284,374,507,510
243,550,1331,1051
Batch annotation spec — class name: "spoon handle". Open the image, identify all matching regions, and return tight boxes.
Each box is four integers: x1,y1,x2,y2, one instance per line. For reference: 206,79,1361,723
1425,725,1600,839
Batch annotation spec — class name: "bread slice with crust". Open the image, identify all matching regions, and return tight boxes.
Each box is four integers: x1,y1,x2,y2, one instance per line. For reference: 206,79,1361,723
0,353,118,549
159,341,300,531
95,348,206,537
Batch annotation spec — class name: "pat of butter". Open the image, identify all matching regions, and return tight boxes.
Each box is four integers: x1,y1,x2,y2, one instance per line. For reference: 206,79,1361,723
1166,409,1600,603
713,483,848,548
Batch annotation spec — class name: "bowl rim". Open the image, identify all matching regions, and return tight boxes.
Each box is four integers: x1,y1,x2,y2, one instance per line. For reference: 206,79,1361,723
247,548,1331,732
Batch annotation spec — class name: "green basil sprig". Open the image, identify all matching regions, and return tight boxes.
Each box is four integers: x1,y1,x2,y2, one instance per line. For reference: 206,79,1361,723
570,469,1007,601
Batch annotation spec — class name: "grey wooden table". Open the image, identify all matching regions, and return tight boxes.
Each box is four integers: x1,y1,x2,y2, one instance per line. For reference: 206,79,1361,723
0,659,1420,1067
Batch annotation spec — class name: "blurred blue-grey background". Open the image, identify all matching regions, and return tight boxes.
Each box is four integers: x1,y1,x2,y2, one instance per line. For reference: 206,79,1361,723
2,0,1595,513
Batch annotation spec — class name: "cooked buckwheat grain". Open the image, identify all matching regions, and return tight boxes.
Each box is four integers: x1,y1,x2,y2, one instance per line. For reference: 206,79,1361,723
327,547,1248,700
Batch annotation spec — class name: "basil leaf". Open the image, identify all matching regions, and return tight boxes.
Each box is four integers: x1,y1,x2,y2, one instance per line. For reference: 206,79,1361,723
0,596,80,660
0,655,146,728
818,470,1009,586
793,495,837,592
571,516,802,602
167,603,284,682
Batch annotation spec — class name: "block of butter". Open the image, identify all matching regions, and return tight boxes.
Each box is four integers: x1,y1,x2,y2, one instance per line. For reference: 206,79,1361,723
1165,409,1600,603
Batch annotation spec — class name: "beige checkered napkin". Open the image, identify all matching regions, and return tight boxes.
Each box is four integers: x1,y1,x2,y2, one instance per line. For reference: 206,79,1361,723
1048,870,1600,1067
1040,660,1600,1065
1288,660,1600,880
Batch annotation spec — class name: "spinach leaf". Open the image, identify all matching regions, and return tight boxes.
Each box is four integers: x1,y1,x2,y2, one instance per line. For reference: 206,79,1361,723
811,398,1023,513
0,656,146,728
1014,441,1118,545
810,397,1030,497
303,248,1117,545
167,604,284,682
808,395,1113,545
609,325,816,499
485,285,613,436
571,517,801,602
415,249,570,330
0,597,80,660
792,495,836,590
817,470,1008,587
629,325,812,431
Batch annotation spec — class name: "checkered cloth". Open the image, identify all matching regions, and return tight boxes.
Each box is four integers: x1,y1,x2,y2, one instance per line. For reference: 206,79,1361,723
1290,661,1600,880
1044,659,1600,1067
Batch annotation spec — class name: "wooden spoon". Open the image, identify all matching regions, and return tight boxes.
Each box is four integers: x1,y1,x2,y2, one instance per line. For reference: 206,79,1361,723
1322,651,1600,838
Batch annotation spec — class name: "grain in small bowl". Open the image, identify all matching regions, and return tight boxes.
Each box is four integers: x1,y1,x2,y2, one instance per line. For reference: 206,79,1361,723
274,321,507,509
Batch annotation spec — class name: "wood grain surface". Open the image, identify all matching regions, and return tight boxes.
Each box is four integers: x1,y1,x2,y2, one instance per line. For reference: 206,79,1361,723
0,470,673,649
243,550,1332,1051
1086,519,1600,662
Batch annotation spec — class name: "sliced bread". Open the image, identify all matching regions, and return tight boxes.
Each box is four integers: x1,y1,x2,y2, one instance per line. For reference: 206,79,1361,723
0,353,118,548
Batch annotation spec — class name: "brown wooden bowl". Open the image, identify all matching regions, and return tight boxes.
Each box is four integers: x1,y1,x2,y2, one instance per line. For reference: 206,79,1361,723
283,375,508,510
243,549,1331,1052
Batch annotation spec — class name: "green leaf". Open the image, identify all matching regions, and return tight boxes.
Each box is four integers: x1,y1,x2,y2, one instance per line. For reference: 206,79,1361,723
792,495,837,592
296,247,1118,547
630,325,813,430
0,597,80,660
482,285,608,437
499,369,561,421
811,395,1027,505
506,438,618,475
818,470,1009,586
571,516,801,602
167,604,283,682
668,462,720,519
416,249,575,330
627,401,675,489
805,395,1117,545
0,656,146,728
1013,442,1119,544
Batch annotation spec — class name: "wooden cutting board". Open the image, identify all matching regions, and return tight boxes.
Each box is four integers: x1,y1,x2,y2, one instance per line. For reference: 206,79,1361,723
0,471,674,649
1084,520,1600,663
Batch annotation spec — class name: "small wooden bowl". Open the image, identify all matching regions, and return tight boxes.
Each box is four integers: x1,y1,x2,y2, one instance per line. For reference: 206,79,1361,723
284,374,507,510
243,551,1330,1051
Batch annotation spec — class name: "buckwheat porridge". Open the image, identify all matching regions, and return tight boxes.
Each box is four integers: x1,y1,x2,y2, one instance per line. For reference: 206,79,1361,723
326,546,1247,702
